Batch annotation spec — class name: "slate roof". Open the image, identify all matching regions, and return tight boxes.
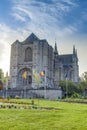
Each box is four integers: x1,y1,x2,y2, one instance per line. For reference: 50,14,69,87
59,54,73,64
23,33,40,43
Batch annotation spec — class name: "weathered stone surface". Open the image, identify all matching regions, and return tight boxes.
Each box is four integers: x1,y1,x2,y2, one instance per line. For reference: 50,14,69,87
9,33,79,98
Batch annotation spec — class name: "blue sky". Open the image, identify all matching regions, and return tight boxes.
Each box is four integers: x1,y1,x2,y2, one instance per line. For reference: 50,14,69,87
0,0,87,76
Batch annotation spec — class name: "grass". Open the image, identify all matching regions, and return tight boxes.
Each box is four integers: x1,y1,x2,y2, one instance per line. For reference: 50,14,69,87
0,99,87,130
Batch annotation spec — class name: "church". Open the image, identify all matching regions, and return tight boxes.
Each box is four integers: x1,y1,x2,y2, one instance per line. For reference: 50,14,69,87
10,33,79,90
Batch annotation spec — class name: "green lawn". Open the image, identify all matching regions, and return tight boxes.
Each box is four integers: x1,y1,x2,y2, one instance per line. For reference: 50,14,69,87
0,99,87,130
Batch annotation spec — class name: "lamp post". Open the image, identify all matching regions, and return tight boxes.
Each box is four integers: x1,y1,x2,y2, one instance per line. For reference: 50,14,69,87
6,84,7,98
24,85,27,98
65,77,68,98
44,68,47,99
44,84,46,99
65,72,68,98
22,71,27,98
39,69,46,99
6,76,8,98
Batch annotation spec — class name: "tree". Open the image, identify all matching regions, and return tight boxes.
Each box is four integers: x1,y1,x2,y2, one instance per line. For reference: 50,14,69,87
33,70,40,87
0,69,4,81
59,80,82,97
81,72,87,81
80,72,87,97
0,80,3,90
0,69,9,84
0,69,4,90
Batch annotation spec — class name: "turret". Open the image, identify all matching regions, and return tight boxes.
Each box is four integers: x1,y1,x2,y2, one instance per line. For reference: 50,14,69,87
54,41,58,56
75,49,77,56
73,45,75,55
73,45,78,63
73,45,78,57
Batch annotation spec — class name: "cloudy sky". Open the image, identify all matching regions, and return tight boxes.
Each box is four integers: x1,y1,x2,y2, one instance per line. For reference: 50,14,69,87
0,0,87,76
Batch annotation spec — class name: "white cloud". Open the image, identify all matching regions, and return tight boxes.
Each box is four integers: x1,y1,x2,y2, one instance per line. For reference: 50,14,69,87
0,0,87,76
7,0,75,38
60,0,77,6
0,23,29,74
81,10,87,21
10,0,78,37
12,13,26,22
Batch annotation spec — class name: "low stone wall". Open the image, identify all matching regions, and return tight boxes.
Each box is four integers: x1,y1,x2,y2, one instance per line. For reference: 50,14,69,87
0,88,62,99
31,89,62,99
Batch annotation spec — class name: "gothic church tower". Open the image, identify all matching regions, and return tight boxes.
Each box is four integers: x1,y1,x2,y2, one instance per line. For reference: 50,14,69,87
10,33,54,88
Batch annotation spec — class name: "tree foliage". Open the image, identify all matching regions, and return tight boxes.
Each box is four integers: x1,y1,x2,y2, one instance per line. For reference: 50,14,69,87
59,80,82,97
0,69,4,90
80,72,87,97
0,69,4,81
81,72,87,82
0,69,6,90
59,72,87,98
0,80,3,90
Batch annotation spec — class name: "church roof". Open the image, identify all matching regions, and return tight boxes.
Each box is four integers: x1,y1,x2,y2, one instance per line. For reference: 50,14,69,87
23,33,39,43
59,54,73,64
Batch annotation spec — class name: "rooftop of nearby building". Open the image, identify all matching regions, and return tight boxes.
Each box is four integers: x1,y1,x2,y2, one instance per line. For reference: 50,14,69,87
59,54,73,63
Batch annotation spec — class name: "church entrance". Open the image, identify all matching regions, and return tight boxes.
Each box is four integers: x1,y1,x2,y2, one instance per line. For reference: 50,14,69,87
18,68,32,87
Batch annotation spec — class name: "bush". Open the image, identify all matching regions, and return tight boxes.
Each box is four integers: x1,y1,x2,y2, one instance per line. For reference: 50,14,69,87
7,96,10,101
31,100,34,105
0,80,3,90
0,96,4,99
71,92,82,98
15,95,20,99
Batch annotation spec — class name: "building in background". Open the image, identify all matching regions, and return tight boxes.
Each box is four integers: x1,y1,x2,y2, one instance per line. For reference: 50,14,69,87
10,33,79,89
54,43,79,86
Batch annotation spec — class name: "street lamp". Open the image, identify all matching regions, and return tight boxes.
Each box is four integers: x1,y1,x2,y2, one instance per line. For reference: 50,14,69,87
65,73,68,98
65,76,68,98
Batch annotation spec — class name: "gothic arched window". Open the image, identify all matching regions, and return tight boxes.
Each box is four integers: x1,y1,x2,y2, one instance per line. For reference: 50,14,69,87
25,47,32,62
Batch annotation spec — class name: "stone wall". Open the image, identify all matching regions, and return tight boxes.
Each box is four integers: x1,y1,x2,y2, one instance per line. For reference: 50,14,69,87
0,88,62,100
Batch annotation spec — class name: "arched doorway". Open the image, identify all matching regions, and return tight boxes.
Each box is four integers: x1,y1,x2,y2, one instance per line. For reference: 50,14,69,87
18,68,32,87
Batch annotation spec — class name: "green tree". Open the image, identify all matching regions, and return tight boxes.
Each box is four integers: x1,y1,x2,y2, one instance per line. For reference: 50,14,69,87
0,69,4,90
0,80,3,90
80,72,87,97
59,80,82,97
0,69,4,81
0,69,9,84
81,72,87,82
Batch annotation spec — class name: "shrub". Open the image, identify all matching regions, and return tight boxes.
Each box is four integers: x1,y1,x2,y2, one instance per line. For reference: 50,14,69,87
0,96,4,99
7,96,10,101
15,95,20,99
31,100,34,105
71,92,82,98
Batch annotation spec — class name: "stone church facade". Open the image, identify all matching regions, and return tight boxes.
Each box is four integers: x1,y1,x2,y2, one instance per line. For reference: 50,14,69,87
10,33,79,89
